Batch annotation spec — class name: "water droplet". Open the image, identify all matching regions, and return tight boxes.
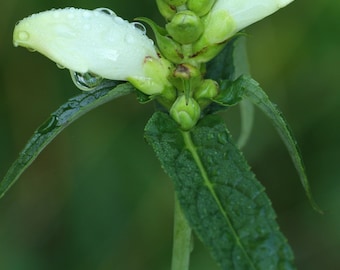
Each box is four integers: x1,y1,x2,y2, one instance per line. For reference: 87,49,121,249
113,16,125,25
56,63,65,69
37,115,59,134
18,31,29,41
131,22,146,34
82,10,92,18
70,71,103,91
94,8,116,16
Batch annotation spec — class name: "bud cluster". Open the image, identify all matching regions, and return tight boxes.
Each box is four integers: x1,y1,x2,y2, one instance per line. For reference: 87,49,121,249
153,0,221,130
152,0,293,130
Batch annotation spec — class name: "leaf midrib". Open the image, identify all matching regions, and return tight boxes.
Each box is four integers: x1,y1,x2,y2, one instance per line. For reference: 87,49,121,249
181,130,257,270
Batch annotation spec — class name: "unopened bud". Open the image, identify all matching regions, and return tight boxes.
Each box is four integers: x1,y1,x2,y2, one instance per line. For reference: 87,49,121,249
187,0,216,17
166,11,203,44
194,79,219,107
170,95,201,130
128,56,174,96
170,63,202,92
156,0,176,21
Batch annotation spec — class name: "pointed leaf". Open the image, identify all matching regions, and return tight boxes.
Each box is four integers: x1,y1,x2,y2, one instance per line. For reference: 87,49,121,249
0,82,135,199
145,112,295,269
227,75,322,212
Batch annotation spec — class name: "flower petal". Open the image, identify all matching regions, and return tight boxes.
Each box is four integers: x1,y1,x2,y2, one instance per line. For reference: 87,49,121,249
13,7,158,81
212,0,294,35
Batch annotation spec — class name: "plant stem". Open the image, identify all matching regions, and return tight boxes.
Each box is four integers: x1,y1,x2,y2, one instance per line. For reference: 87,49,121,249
171,195,192,270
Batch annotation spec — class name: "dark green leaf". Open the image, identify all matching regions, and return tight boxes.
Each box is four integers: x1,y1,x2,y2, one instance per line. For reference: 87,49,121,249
0,82,135,199
236,75,322,213
145,112,295,270
214,79,245,106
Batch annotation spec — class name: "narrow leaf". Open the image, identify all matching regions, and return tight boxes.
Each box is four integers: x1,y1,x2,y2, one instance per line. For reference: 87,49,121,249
229,75,322,212
145,112,295,270
0,82,135,199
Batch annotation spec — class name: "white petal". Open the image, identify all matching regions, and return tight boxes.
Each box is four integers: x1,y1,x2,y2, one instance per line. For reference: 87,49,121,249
13,8,158,81
211,0,294,36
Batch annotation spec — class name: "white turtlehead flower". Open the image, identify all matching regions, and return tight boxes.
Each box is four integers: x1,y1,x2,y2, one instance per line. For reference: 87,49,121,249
13,7,172,95
202,0,294,44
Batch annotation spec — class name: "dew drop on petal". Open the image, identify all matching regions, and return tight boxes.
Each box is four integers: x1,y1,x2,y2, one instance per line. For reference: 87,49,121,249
56,63,65,69
26,47,36,52
131,22,146,34
113,16,125,24
70,71,103,91
82,10,92,18
94,8,116,16
18,31,30,41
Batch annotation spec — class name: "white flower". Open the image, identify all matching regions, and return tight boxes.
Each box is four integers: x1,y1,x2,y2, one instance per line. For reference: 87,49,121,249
13,7,172,95
201,0,294,44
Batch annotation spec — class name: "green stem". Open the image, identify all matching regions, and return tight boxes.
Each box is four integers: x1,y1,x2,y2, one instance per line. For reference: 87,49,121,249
171,195,192,270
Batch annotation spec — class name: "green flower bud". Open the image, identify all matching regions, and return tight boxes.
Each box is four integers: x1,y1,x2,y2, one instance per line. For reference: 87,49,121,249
169,63,202,92
187,0,216,17
194,79,219,107
128,56,175,96
170,95,201,130
156,0,176,21
166,11,203,44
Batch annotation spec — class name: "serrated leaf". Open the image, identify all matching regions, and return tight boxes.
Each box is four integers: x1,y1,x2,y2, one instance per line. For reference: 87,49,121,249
214,79,245,106
0,82,135,199
242,77,323,212
225,75,322,213
145,112,295,270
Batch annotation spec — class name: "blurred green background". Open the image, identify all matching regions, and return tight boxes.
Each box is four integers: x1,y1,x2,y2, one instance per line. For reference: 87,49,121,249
1,0,339,269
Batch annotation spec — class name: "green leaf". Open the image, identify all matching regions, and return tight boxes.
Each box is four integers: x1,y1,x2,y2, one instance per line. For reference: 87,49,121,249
0,82,135,199
145,112,295,270
214,79,245,106
224,75,322,213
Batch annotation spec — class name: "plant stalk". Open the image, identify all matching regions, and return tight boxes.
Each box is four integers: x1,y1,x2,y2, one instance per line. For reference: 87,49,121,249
171,195,192,270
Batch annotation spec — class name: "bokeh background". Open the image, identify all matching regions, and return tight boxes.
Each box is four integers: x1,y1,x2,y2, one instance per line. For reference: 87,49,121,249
0,0,339,269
